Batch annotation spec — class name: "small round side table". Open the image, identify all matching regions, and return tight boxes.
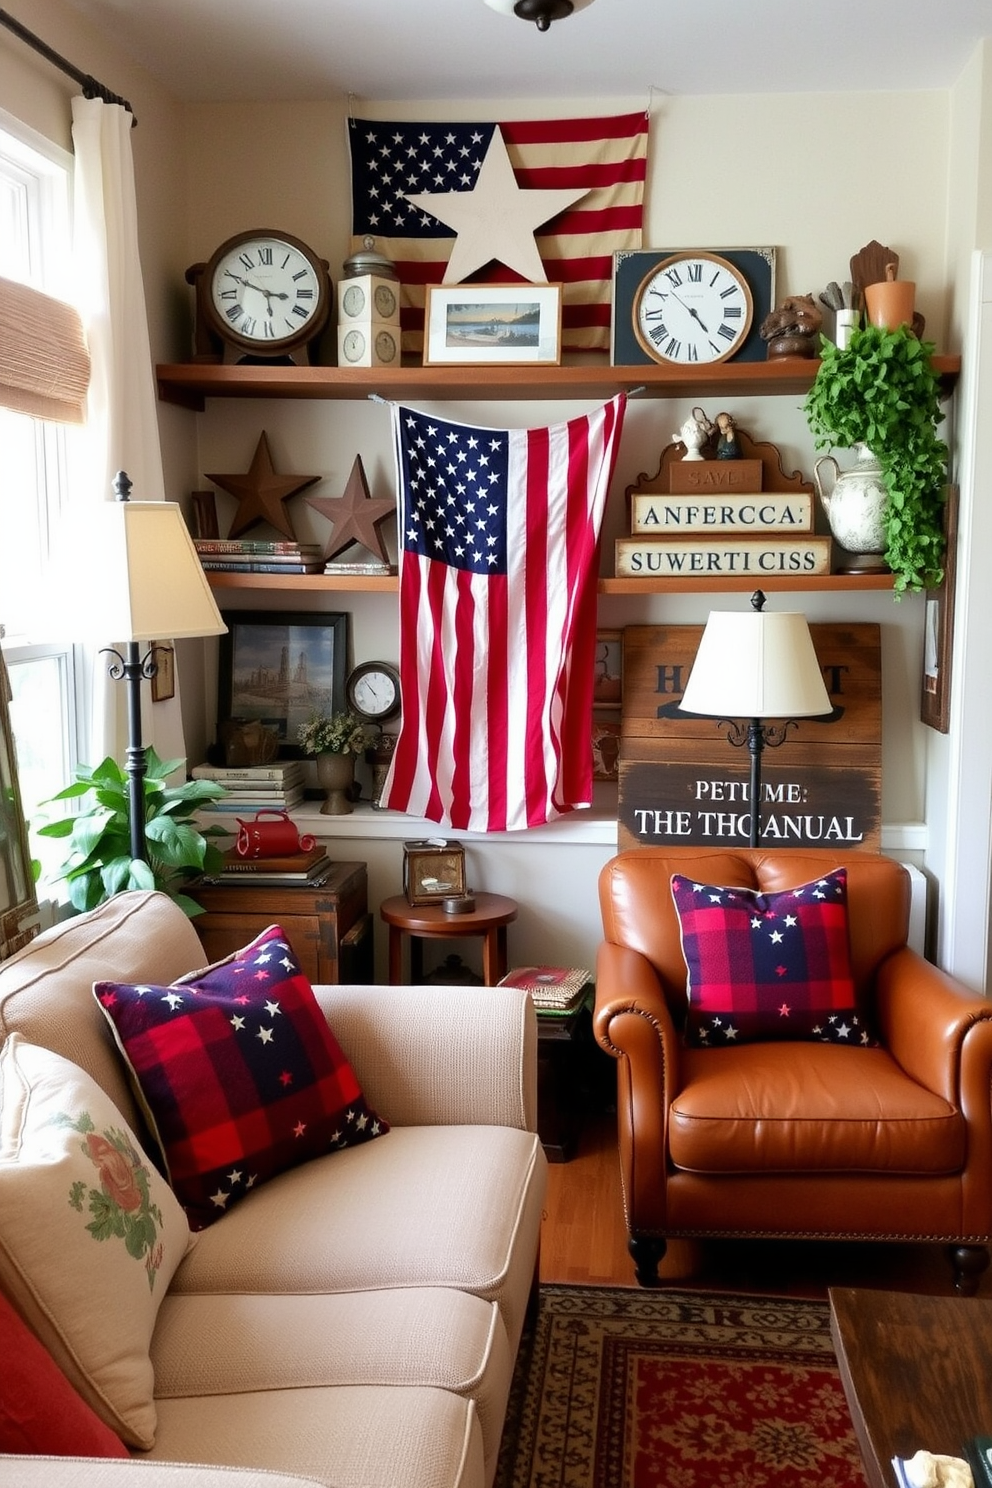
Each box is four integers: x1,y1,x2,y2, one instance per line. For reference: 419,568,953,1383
379,892,518,987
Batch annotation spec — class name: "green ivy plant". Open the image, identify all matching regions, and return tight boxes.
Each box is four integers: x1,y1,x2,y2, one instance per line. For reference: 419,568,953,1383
34,749,228,917
803,324,948,593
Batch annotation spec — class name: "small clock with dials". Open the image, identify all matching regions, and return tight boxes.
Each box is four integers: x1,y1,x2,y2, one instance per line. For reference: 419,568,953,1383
337,269,402,369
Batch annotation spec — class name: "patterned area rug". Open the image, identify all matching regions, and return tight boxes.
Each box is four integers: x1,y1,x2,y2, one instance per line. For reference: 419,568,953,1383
496,1285,868,1488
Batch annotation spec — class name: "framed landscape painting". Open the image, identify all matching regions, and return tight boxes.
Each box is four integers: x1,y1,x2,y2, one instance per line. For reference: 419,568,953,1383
423,284,562,366
217,610,348,759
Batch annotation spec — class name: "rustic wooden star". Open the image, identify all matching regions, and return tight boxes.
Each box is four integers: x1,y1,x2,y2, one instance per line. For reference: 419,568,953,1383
405,127,587,285
205,431,320,540
306,455,396,565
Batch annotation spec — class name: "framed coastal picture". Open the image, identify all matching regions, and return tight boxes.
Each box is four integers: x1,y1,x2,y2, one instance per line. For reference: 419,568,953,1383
423,283,563,366
217,610,348,759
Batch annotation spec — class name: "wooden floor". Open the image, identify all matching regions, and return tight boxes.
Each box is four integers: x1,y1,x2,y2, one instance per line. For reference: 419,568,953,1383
539,1107,992,1300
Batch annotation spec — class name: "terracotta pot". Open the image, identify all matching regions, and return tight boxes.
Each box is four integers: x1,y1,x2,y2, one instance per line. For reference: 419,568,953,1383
315,751,355,815
864,264,915,330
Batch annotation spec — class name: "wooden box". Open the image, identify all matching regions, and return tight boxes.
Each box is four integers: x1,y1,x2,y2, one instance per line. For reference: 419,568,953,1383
190,860,373,985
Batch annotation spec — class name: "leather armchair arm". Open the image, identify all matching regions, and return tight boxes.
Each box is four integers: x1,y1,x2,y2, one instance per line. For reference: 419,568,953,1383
593,942,681,1230
875,946,992,1105
594,942,679,1056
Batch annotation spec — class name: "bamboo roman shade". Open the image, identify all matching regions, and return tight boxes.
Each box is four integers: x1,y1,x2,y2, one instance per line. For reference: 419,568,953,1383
0,275,90,423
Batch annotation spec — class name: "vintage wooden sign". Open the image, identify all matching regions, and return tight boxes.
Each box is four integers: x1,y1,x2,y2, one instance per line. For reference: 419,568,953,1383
617,622,882,851
666,458,764,494
616,536,832,579
631,490,813,535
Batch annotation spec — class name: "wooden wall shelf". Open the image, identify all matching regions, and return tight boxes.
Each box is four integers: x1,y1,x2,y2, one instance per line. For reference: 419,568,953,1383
158,356,961,411
175,356,950,600
205,570,897,599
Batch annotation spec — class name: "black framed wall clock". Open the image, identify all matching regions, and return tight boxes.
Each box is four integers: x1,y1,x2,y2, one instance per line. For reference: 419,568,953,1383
346,661,401,724
611,247,776,366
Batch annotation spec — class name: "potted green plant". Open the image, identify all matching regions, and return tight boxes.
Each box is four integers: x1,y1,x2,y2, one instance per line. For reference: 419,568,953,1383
803,323,948,594
298,711,370,816
34,749,228,917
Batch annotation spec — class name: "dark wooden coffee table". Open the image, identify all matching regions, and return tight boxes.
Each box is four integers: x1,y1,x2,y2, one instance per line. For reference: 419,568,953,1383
829,1287,992,1488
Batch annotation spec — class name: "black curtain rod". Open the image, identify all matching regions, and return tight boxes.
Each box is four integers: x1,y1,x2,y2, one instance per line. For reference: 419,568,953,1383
0,8,136,124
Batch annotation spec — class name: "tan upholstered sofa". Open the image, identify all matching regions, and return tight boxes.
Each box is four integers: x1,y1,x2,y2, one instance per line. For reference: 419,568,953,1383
0,890,547,1488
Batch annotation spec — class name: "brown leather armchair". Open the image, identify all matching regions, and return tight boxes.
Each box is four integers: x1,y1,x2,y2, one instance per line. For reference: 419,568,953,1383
594,847,992,1293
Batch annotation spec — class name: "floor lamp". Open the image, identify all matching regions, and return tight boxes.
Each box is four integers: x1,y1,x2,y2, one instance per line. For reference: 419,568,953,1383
90,472,227,864
678,590,832,848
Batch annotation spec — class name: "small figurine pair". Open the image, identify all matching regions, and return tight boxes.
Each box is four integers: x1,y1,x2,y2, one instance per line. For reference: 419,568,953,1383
676,406,741,460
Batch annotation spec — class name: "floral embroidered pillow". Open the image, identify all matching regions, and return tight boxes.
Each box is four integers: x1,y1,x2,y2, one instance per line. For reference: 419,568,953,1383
671,868,870,1047
95,922,388,1231
0,1033,192,1450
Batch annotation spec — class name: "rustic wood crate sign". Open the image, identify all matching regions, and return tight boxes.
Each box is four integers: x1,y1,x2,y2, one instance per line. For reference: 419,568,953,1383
617,622,882,851
620,425,831,579
631,488,814,535
616,535,831,579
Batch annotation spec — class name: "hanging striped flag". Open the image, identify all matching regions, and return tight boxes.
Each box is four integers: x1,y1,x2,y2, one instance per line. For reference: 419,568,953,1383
348,112,648,354
379,395,627,833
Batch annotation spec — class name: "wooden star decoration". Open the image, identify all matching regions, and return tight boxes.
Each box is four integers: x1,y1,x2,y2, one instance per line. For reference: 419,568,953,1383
306,455,396,566
404,127,588,286
205,431,320,540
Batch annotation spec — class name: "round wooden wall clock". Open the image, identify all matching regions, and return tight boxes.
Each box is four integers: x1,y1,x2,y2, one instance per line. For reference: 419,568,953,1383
633,251,753,366
186,229,331,365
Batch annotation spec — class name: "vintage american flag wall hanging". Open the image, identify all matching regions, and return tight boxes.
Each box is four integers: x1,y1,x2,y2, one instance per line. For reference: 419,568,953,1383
348,112,649,353
379,395,627,832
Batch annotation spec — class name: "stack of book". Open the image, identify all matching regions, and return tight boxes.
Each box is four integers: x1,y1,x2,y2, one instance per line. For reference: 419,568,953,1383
498,966,592,1014
201,843,333,887
323,558,394,577
191,761,306,812
194,539,325,575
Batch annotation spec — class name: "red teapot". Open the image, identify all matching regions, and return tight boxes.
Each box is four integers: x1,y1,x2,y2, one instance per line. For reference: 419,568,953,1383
236,810,316,860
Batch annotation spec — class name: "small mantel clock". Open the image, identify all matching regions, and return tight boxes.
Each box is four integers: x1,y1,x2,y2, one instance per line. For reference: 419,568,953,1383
186,229,332,366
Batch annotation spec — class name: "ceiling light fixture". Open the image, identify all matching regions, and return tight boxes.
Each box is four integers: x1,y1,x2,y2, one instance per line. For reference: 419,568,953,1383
483,0,595,32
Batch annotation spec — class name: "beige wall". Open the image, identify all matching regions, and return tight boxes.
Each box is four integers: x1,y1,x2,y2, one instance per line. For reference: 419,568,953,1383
183,86,953,836
2,12,988,965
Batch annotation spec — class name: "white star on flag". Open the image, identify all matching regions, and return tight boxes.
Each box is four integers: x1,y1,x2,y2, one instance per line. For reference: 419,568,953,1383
404,127,587,285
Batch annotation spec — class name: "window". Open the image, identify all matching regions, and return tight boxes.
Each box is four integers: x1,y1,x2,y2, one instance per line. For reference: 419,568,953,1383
0,109,81,881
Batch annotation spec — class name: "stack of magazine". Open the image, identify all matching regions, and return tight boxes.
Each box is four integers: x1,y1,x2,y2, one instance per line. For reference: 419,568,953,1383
498,966,592,1014
191,761,306,813
194,539,324,575
201,843,332,888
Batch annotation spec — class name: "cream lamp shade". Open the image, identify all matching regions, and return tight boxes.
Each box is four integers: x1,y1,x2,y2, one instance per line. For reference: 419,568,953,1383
77,497,227,643
679,593,831,848
680,607,831,721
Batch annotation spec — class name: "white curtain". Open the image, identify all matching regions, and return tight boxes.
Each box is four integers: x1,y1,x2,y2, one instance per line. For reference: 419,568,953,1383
69,96,186,769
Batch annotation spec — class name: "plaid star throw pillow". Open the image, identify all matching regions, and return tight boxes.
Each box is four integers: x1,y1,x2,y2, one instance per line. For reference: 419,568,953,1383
95,924,388,1229
671,868,871,1048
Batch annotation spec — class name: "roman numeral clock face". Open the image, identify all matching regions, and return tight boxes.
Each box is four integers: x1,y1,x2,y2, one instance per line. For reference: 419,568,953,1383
634,252,754,366
205,231,329,355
